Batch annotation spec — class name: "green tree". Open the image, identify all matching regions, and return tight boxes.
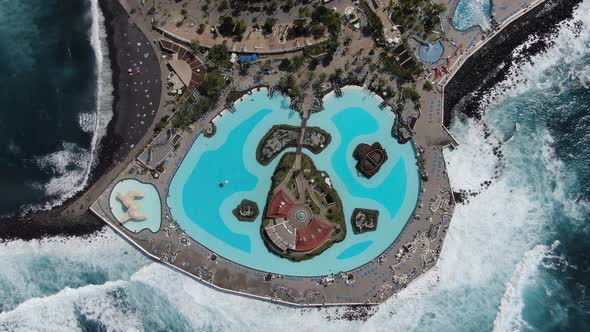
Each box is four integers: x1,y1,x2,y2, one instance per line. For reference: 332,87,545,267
200,72,227,98
330,68,343,82
217,0,228,12
281,0,294,13
298,6,311,18
263,18,277,34
309,23,326,38
311,6,341,36
292,19,307,36
265,2,278,15
239,63,250,76
219,16,246,39
197,23,205,34
172,96,213,129
290,56,305,72
277,75,301,98
208,44,231,68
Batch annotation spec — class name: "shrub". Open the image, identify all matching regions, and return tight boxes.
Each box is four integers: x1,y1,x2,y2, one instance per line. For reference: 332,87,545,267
263,18,277,34
197,23,205,34
208,44,231,68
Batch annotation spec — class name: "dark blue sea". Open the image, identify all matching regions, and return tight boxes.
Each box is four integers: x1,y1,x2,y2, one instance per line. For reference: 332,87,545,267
0,0,589,330
0,0,111,215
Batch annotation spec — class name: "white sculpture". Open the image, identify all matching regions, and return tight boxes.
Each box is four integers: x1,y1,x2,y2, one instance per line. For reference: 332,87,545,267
116,191,148,223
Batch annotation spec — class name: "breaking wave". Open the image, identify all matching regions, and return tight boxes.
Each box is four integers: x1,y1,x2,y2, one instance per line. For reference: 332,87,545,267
0,0,589,330
0,281,141,331
22,0,113,213
492,242,558,331
0,230,147,313
482,0,590,110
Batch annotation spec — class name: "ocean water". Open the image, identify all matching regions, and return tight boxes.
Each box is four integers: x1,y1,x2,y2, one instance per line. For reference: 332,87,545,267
0,0,112,215
1,0,590,331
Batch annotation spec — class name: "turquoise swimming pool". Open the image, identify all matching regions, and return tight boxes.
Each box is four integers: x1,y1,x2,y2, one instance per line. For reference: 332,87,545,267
110,179,162,233
167,87,420,276
452,0,492,31
419,41,444,64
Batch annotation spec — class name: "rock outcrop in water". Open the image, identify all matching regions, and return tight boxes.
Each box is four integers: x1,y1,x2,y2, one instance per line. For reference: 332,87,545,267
353,142,388,179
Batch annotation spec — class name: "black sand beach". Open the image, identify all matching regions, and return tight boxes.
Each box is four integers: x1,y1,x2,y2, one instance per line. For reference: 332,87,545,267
444,0,583,126
96,0,162,168
0,0,162,241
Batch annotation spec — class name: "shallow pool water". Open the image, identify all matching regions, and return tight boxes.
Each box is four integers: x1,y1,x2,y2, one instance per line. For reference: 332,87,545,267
109,179,162,233
168,87,419,276
452,0,492,31
419,41,444,63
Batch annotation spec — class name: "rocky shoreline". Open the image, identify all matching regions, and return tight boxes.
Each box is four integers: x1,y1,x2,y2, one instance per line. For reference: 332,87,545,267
444,0,583,126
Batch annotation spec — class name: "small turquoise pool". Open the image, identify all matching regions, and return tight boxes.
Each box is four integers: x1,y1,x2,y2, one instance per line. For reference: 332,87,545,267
109,179,162,233
168,87,420,276
452,0,492,31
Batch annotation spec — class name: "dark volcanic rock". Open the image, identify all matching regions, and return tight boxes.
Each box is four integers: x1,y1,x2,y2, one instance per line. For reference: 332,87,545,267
0,210,104,242
444,0,583,126
351,208,379,234
232,199,259,222
353,142,388,179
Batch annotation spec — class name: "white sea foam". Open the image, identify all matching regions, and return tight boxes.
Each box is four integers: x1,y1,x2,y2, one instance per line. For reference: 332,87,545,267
0,229,148,330
0,280,143,332
88,0,114,152
492,241,560,332
454,0,491,31
366,13,590,321
481,0,590,109
0,229,126,257
22,0,113,213
78,112,96,133
34,142,88,198
0,1,589,330
129,264,350,331
0,229,147,312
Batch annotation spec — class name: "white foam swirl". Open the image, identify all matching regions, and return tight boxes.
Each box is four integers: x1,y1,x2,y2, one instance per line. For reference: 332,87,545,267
492,241,561,332
23,0,113,213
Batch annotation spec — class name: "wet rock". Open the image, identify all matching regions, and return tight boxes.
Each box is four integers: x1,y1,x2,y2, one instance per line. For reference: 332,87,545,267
444,0,582,126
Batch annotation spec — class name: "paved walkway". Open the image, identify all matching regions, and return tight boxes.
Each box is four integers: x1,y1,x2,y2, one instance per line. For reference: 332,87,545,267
155,25,328,55
86,0,545,306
